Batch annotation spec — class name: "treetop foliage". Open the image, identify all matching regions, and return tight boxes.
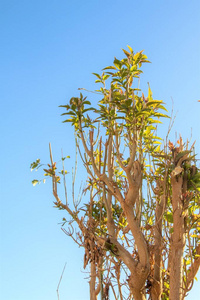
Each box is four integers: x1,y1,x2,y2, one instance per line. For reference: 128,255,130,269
31,46,200,300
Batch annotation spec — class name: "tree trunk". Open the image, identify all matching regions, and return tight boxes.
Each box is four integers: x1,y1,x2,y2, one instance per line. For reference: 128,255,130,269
90,261,97,300
151,192,165,300
128,265,149,300
169,174,185,300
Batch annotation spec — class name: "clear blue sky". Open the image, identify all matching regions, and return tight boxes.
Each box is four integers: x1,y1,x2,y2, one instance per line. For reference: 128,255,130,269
0,1,199,299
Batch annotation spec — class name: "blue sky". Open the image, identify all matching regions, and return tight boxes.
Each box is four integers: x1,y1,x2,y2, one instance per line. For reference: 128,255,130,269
0,0,200,299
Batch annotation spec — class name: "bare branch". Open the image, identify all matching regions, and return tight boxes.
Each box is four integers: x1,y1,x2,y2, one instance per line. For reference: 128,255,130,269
185,243,200,293
57,262,67,300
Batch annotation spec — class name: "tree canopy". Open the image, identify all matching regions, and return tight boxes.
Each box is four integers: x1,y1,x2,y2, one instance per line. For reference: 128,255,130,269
31,46,200,300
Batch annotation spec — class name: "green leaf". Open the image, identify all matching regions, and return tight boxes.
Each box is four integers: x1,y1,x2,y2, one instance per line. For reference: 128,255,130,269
63,119,74,123
135,111,151,117
32,179,39,186
113,58,122,69
30,159,41,171
92,73,101,79
175,150,191,164
146,100,164,106
83,100,91,105
127,45,133,53
122,48,130,57
130,65,138,72
61,156,70,161
191,234,198,238
165,212,173,223
154,112,169,118
185,258,191,265
133,51,142,63
61,111,76,116
103,74,110,80
59,170,68,175
59,104,70,109
83,107,94,113
147,84,153,101
103,66,117,70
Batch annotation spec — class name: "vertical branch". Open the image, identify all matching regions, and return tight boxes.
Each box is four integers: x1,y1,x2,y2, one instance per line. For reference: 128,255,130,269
104,89,117,238
169,172,185,300
136,129,143,224
90,260,97,300
49,143,57,194
184,243,200,296
106,134,115,237
151,191,166,300
99,137,102,173
72,139,78,207
57,262,67,300
61,149,68,205
114,261,123,300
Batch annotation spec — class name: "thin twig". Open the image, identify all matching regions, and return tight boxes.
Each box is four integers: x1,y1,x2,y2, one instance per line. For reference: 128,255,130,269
61,149,68,205
57,262,67,300
78,87,101,94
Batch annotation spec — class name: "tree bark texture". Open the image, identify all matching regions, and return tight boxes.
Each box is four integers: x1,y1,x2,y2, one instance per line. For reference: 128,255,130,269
151,193,165,300
90,261,97,300
169,174,185,300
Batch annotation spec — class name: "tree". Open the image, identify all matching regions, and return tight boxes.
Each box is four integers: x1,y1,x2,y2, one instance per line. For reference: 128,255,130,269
31,46,200,300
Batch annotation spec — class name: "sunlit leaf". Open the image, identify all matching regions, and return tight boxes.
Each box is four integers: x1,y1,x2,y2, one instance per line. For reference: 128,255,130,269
92,73,101,79
32,179,39,186
127,45,133,53
122,48,130,57
103,66,117,70
165,212,173,223
30,159,41,171
113,58,122,69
